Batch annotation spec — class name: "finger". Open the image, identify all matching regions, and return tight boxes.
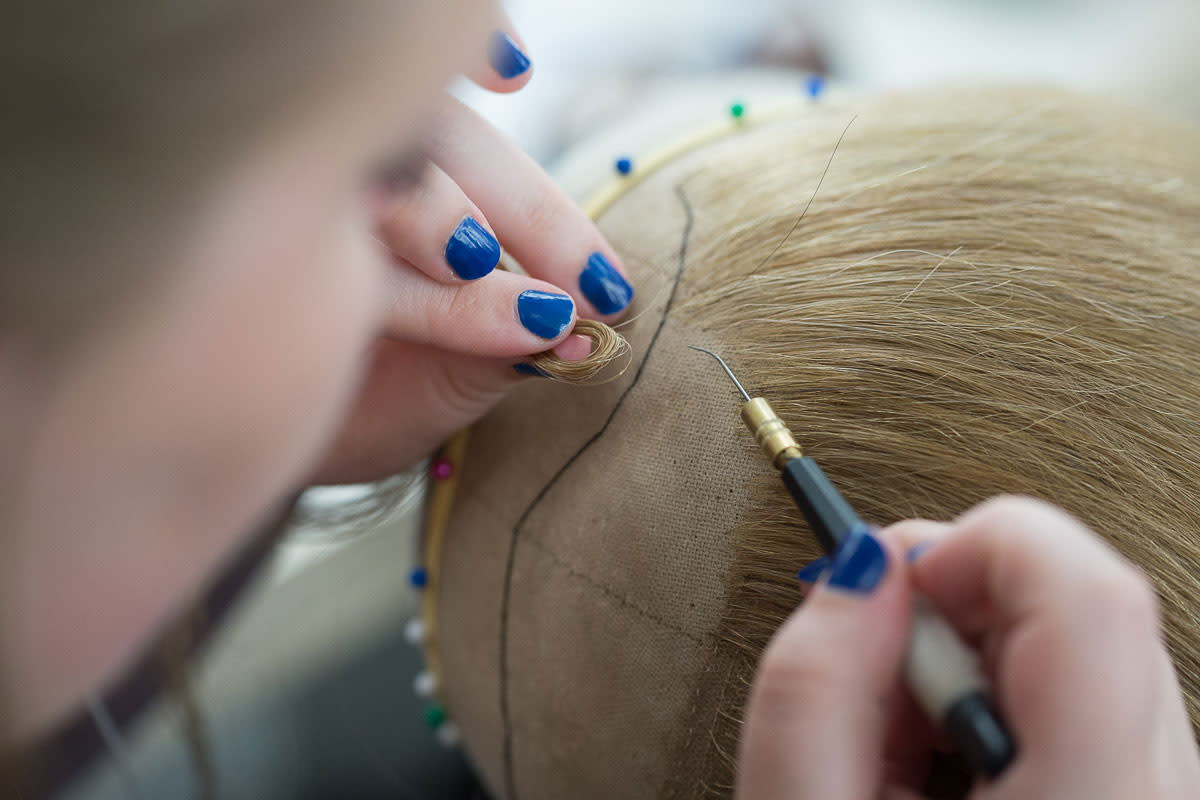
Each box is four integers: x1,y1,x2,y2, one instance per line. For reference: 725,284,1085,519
738,530,912,800
912,496,1156,641
379,163,501,283
882,685,940,790
909,496,1164,766
532,332,593,365
382,263,576,356
893,520,990,641
462,5,533,92
427,96,634,320
881,788,928,800
311,340,524,484
886,519,953,557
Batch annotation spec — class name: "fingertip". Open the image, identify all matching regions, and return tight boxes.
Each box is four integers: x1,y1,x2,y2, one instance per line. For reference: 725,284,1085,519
444,215,502,281
905,541,934,563
788,534,912,663
378,162,501,284
515,287,576,343
950,494,1119,582
795,556,830,585
469,30,533,93
744,531,913,798
510,331,588,380
800,532,910,622
824,529,891,595
552,332,591,361
878,519,952,562
955,494,1087,542
578,251,635,320
512,361,549,378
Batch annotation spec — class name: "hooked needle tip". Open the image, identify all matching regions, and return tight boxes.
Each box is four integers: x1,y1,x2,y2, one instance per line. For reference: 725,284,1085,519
688,345,752,401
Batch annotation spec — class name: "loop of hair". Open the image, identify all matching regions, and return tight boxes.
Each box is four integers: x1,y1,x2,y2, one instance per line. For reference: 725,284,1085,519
529,319,632,384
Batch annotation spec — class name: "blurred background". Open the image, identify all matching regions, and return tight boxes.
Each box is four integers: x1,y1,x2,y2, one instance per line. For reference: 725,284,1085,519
61,1,1200,798
463,0,1200,165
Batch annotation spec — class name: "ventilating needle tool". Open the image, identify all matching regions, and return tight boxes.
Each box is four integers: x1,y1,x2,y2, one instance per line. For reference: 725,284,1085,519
689,345,1017,779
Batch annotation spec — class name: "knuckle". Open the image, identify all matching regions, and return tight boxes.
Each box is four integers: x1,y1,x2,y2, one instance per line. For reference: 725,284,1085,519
1080,567,1159,625
443,283,484,324
406,284,469,345
519,196,561,238
394,178,434,217
970,494,1047,526
427,361,506,420
388,280,426,336
964,495,1084,543
422,289,455,338
882,518,947,548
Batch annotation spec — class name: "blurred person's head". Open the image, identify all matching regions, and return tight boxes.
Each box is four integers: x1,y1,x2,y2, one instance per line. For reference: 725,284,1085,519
0,0,482,744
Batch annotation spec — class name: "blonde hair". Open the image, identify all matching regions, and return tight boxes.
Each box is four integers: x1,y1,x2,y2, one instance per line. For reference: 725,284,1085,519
437,86,1200,799
530,319,633,383
673,87,1200,792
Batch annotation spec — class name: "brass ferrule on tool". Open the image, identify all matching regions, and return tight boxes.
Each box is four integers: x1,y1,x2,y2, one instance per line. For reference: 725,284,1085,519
740,397,802,469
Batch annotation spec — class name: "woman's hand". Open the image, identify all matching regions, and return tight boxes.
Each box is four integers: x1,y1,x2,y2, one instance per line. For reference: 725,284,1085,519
737,496,1200,799
313,10,633,484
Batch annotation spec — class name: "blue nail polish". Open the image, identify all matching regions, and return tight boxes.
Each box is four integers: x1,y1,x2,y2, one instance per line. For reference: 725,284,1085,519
445,217,501,280
513,362,548,377
517,290,574,340
906,541,934,562
806,74,825,100
579,252,633,315
488,31,530,79
795,557,830,584
409,567,428,589
827,530,888,593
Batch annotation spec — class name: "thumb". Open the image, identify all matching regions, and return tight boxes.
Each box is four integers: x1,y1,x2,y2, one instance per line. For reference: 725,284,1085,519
312,333,591,485
738,528,913,799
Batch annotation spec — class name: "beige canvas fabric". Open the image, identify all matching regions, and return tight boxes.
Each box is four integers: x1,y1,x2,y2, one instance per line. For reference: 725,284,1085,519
438,141,767,800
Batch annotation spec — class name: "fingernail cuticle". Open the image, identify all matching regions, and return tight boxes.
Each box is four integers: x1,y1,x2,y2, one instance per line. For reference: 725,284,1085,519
579,252,634,315
488,31,531,79
827,530,888,594
445,217,501,280
517,290,574,340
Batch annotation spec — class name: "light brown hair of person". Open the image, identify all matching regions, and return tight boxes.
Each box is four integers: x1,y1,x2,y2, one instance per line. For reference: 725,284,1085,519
0,0,404,355
549,87,1200,796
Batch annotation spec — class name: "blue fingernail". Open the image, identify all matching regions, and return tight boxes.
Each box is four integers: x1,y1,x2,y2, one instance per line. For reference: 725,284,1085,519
517,290,574,340
513,362,548,377
579,252,634,315
445,217,501,280
906,541,934,562
488,31,531,79
827,529,888,594
796,557,830,584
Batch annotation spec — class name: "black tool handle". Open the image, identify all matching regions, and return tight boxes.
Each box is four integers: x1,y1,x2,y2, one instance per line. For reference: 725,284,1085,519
781,455,1018,781
781,456,866,554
